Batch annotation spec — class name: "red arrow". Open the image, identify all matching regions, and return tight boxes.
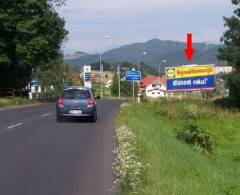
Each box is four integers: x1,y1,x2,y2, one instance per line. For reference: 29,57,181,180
184,33,195,61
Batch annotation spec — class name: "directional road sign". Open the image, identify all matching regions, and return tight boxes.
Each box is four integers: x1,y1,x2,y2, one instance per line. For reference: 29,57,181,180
125,68,141,81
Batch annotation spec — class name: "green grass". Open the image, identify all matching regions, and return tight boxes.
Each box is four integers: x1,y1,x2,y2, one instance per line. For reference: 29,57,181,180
0,97,38,108
116,100,240,195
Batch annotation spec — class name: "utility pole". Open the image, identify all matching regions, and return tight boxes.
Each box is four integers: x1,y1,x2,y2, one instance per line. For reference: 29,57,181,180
137,52,147,100
133,81,135,101
118,64,121,99
99,35,110,99
99,48,103,99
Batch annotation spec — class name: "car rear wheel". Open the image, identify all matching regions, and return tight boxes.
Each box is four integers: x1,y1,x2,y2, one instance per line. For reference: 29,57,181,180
57,114,64,122
90,111,97,122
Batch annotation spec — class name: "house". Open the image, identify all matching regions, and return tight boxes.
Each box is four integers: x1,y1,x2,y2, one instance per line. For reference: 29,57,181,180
215,66,233,74
29,80,42,93
28,80,42,99
140,76,167,98
92,76,102,83
105,79,113,88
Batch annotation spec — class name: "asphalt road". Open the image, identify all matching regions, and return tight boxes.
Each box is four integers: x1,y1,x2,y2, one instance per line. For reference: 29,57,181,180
0,100,122,195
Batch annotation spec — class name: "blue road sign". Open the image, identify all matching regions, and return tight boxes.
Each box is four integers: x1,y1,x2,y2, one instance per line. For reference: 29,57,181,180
125,69,141,81
167,75,215,91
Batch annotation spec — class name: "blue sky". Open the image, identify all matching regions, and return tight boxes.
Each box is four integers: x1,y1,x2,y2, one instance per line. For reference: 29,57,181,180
59,0,235,54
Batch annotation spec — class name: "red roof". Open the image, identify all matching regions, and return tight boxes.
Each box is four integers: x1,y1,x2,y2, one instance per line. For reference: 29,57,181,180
140,76,166,88
92,77,103,82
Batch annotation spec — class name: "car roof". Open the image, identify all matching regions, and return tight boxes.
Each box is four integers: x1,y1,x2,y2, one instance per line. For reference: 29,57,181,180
63,86,91,90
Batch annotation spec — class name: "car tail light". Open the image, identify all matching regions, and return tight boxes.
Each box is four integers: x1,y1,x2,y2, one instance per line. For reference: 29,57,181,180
87,98,95,105
57,98,64,105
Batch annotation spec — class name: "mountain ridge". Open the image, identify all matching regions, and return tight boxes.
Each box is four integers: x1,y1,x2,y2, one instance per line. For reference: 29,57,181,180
64,39,227,68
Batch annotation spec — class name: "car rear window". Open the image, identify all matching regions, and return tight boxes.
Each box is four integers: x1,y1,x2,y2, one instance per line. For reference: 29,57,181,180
61,89,91,99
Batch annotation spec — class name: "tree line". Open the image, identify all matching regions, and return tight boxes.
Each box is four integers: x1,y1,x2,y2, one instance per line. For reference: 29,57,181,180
0,0,68,91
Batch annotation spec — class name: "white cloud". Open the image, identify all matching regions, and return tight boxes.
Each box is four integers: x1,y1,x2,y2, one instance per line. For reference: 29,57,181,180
59,0,234,53
62,0,230,15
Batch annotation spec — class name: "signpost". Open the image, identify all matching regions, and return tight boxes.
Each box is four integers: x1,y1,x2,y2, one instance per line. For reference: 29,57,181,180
125,68,141,100
166,65,215,92
83,65,92,88
125,68,141,81
117,65,121,98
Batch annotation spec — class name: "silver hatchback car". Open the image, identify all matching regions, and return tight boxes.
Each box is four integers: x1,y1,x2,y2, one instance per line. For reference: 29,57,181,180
56,86,98,122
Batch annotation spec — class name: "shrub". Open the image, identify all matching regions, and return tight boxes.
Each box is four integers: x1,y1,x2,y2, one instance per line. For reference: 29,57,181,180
177,120,213,154
214,97,240,109
152,99,182,120
182,103,200,120
175,103,214,153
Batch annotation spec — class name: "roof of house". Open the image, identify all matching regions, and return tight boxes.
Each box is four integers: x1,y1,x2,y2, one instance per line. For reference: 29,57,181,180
92,76,102,81
140,76,166,88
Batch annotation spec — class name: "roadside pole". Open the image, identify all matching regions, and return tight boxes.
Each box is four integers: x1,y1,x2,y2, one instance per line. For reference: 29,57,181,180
118,65,121,99
133,81,135,101
99,48,103,99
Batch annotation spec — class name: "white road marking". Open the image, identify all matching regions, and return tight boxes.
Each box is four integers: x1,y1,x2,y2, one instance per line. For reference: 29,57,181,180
6,123,23,130
40,113,52,117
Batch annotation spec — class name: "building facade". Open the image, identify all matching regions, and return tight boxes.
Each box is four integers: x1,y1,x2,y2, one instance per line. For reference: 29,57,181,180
215,66,233,74
140,76,167,98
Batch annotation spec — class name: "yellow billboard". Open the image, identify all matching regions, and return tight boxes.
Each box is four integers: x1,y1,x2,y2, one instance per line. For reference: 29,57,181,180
166,65,215,79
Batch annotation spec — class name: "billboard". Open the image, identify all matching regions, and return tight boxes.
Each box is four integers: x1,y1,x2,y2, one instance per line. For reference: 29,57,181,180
166,65,215,91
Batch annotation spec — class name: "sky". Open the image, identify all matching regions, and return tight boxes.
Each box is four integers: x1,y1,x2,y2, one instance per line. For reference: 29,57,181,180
58,0,235,54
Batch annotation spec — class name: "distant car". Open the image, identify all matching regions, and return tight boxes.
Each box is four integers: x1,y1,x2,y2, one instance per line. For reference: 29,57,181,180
56,86,98,122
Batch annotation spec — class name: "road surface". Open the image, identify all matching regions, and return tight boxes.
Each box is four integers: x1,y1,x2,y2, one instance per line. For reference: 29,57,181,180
0,100,122,195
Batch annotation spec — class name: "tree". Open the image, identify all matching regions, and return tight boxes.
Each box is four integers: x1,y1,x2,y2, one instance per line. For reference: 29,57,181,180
110,72,119,96
218,0,240,107
227,72,240,103
218,0,240,72
110,72,138,97
0,0,68,89
35,58,68,97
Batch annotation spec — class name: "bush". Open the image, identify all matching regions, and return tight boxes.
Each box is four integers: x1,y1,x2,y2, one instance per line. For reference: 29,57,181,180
150,101,214,153
182,104,200,120
177,120,213,154
177,104,213,153
214,97,235,108
152,99,183,120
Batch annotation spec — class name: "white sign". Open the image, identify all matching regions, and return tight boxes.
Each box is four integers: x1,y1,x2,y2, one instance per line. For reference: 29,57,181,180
83,65,92,88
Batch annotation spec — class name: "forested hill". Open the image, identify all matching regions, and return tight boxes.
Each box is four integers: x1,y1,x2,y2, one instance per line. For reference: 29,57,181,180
64,39,227,68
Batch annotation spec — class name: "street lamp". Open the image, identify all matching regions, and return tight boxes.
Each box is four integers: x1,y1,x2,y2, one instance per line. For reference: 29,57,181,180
100,35,110,99
159,59,167,80
159,60,167,77
136,52,147,102
137,51,147,71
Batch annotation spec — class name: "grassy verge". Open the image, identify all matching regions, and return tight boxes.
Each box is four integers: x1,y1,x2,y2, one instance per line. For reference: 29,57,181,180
116,100,240,195
0,97,39,108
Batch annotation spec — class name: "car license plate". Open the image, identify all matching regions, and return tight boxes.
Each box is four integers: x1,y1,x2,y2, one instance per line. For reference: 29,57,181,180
69,110,82,114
